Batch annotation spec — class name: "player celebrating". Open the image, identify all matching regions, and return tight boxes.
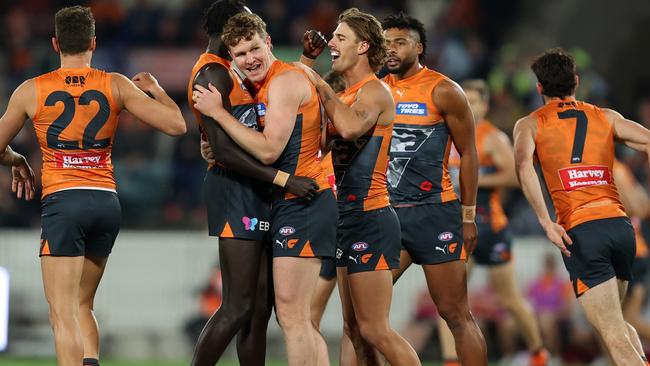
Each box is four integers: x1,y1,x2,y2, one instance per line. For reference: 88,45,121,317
192,12,337,366
514,47,650,365
381,13,487,366
0,6,186,366
188,2,321,365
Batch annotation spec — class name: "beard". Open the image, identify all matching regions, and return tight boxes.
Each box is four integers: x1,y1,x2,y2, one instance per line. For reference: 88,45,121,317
387,55,417,75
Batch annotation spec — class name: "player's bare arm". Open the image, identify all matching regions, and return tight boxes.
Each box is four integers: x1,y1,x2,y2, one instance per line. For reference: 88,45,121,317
193,70,304,165
604,108,650,160
195,65,319,199
0,80,37,200
317,76,393,140
479,129,518,188
513,115,572,256
435,79,479,253
112,72,186,136
613,163,650,219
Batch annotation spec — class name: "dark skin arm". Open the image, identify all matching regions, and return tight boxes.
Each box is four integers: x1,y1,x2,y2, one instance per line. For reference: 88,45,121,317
434,79,479,254
193,64,318,199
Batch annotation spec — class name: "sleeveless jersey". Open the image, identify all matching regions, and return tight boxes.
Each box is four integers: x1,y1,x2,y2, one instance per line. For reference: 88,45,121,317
475,121,508,231
254,61,329,200
612,160,649,258
33,67,119,198
532,98,625,230
188,53,259,170
383,67,457,205
331,74,392,212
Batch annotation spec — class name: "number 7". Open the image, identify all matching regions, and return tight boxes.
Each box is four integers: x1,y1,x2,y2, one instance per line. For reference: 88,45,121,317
558,110,588,164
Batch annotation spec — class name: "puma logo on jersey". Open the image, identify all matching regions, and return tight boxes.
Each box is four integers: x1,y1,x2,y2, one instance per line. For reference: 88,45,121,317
395,89,404,98
349,255,359,264
435,246,447,254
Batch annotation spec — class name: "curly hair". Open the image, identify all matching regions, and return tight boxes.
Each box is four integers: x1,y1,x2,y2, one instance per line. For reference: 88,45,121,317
338,8,388,72
531,47,577,98
221,12,268,48
54,6,95,55
381,12,427,62
203,0,247,37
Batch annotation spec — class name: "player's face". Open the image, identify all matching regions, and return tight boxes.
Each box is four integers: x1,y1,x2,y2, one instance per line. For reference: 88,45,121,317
465,89,488,122
229,32,273,83
328,22,365,73
384,28,420,75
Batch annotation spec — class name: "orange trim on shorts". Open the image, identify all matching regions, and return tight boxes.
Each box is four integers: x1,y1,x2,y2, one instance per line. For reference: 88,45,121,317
576,278,590,296
40,239,51,256
219,222,234,238
375,254,389,270
299,240,315,257
460,243,467,261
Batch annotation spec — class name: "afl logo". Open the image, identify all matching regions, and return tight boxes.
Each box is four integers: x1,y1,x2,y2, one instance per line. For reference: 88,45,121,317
438,232,454,241
279,226,295,236
351,242,369,251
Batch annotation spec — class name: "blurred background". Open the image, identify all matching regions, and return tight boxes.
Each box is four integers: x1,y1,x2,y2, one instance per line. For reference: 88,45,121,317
2,0,650,365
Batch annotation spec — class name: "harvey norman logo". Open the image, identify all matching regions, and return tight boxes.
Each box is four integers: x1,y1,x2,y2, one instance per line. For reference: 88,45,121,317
396,102,428,116
558,165,611,191
54,152,109,169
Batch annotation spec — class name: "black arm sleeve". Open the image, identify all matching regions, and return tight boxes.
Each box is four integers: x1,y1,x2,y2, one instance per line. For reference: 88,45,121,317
193,65,279,183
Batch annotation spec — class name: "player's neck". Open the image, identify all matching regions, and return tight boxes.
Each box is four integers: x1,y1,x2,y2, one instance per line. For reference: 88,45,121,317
207,37,229,58
342,60,375,87
60,52,92,69
394,62,423,80
543,95,576,104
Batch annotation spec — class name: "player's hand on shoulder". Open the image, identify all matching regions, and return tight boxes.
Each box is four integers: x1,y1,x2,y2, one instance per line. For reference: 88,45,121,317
302,30,327,60
541,221,572,257
11,153,35,200
131,72,160,94
285,175,319,200
193,83,225,120
293,62,323,86
200,136,216,165
462,222,478,255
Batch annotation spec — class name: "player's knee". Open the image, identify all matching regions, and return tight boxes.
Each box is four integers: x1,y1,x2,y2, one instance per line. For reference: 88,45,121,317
357,321,391,349
437,301,472,330
275,305,308,331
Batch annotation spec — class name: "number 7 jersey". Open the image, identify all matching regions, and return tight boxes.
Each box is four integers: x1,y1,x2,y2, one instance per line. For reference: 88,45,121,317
33,67,119,198
532,98,625,230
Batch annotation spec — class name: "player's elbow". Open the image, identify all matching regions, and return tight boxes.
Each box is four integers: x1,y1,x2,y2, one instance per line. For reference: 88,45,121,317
259,150,281,165
339,127,363,141
165,115,187,136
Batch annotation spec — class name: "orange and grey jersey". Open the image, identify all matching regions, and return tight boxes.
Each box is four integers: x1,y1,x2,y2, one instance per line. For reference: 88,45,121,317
188,53,259,170
475,121,508,231
533,98,625,230
612,160,649,258
254,61,329,200
331,74,392,213
383,67,457,205
33,67,120,198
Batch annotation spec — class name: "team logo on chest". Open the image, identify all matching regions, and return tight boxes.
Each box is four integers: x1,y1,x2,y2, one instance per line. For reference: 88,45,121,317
255,103,266,117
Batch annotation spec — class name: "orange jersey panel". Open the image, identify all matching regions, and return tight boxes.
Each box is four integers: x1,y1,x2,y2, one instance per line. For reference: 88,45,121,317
321,151,336,195
533,99,625,230
476,121,508,231
254,61,329,199
383,67,456,204
331,74,392,212
188,53,259,171
33,67,120,198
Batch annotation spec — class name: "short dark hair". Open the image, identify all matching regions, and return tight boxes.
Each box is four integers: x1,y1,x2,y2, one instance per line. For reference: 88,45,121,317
54,6,95,55
338,8,388,72
531,47,577,98
203,0,247,37
382,12,427,62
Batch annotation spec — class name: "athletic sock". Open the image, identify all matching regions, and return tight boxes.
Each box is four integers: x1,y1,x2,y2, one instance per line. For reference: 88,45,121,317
83,358,99,366
442,360,461,366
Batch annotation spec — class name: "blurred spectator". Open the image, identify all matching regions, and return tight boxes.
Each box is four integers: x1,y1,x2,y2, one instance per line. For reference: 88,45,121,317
526,253,573,358
184,263,223,345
